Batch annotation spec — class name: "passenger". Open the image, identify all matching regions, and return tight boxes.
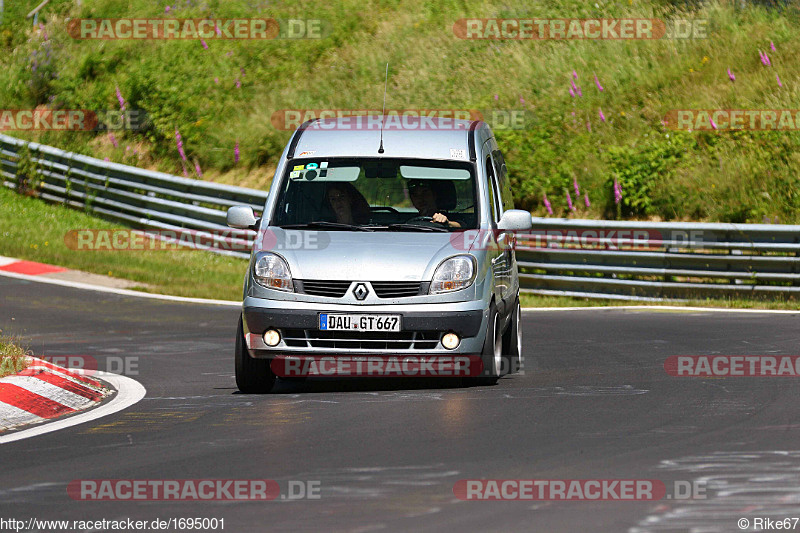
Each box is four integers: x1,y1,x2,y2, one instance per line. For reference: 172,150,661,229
407,179,461,228
325,182,371,225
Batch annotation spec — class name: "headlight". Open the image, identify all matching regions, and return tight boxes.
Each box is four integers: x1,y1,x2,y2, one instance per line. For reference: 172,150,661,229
430,255,476,294
253,253,294,292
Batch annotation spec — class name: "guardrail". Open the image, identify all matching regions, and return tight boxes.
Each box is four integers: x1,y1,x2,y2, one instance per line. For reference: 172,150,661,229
0,133,267,259
2,133,799,302
516,219,800,301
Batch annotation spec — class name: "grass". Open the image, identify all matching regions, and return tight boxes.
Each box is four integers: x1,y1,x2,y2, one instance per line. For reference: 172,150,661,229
0,186,247,300
0,335,30,378
1,1,800,224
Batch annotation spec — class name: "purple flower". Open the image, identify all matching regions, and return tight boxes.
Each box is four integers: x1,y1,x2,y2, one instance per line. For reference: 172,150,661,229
108,133,118,148
573,177,580,198
543,193,553,215
709,116,717,130
234,141,240,164
594,73,604,92
39,24,48,41
728,68,735,81
115,86,126,112
570,78,577,91
771,41,776,52
614,179,622,204
599,108,606,122
165,5,171,12
201,39,208,49
586,121,591,132
175,129,187,162
584,192,591,208
493,94,498,101
104,157,110,162
519,96,525,104
572,70,578,80
577,86,583,97
777,74,783,87
226,50,233,57
765,53,771,66
235,78,241,89
566,191,575,211
216,24,222,37
195,162,203,177
214,77,219,84
569,87,575,98
240,67,246,77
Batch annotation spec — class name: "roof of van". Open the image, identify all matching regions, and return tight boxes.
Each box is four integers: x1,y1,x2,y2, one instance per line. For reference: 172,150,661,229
287,117,490,161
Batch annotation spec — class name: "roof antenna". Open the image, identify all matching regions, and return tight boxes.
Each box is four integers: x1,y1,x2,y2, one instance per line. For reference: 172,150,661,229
378,62,388,154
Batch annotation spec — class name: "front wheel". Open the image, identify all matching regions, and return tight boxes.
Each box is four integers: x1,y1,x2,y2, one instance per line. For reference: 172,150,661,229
235,317,276,393
465,304,504,386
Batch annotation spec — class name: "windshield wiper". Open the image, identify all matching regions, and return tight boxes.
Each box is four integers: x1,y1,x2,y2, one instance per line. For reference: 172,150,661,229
385,223,449,233
278,221,374,232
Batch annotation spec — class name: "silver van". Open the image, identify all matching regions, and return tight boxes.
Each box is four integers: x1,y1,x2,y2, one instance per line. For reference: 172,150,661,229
227,116,532,392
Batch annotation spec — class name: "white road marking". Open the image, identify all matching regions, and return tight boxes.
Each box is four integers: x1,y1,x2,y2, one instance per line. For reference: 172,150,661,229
0,269,239,306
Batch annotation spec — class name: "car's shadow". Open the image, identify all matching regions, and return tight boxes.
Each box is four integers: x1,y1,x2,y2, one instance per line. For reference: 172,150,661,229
230,375,513,395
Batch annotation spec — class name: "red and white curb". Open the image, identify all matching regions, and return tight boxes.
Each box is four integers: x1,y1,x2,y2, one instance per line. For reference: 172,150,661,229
0,256,67,276
0,357,146,443
0,357,110,432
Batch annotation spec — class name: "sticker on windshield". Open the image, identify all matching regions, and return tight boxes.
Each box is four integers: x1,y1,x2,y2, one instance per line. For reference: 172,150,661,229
307,163,319,169
290,171,301,179
293,164,305,171
298,151,316,157
320,161,329,169
450,149,467,159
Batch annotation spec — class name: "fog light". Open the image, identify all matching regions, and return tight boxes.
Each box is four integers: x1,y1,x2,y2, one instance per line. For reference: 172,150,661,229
263,329,281,347
442,332,460,350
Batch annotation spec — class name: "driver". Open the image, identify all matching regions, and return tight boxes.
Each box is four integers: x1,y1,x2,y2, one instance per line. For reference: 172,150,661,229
407,180,461,228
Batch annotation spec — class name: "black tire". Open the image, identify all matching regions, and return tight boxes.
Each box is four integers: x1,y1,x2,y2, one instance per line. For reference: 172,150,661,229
502,297,523,374
235,317,276,393
465,303,503,386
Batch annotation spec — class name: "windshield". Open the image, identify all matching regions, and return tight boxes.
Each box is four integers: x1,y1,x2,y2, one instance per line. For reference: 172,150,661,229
270,158,478,231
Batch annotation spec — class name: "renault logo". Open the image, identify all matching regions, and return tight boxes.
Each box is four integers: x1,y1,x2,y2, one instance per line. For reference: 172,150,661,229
353,283,369,301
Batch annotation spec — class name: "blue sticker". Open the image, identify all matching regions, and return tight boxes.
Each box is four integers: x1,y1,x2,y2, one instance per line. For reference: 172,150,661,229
307,163,319,170
319,314,328,330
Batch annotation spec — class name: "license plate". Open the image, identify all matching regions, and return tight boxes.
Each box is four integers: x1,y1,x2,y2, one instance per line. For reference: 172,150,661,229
319,314,402,332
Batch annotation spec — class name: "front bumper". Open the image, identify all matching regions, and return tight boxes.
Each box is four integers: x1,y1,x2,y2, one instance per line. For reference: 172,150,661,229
242,296,488,358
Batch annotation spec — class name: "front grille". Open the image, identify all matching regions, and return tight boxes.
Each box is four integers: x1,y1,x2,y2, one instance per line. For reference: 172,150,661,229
295,280,425,298
297,280,351,298
282,329,441,350
370,281,423,298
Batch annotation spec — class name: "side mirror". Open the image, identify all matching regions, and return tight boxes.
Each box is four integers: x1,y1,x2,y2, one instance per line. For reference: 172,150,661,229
497,209,532,231
227,205,258,229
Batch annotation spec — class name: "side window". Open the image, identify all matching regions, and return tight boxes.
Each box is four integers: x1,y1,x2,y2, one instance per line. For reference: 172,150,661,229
492,149,515,211
485,155,500,224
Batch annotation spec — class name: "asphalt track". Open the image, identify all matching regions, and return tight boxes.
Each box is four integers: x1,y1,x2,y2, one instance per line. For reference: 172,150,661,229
2,274,800,532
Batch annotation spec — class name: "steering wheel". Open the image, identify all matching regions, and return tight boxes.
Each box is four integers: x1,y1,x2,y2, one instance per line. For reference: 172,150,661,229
404,215,447,227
